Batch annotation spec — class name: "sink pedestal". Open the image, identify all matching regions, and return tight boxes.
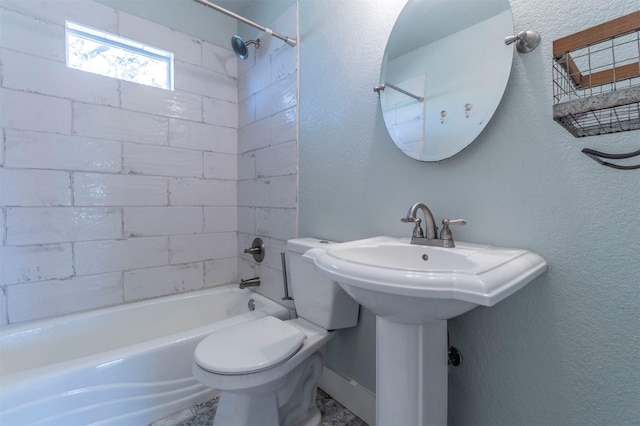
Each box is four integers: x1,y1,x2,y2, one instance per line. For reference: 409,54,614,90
376,318,448,426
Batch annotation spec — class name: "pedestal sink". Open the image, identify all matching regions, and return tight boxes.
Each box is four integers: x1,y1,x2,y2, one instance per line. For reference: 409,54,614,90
304,236,547,426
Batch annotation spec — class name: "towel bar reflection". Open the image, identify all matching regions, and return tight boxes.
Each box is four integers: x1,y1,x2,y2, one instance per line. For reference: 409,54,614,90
374,82,424,102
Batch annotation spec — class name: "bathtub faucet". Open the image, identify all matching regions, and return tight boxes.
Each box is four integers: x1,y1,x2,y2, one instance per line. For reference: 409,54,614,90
239,277,261,289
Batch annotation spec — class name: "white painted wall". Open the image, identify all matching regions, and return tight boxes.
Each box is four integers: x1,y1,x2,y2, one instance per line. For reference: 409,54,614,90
0,0,239,323
299,0,640,424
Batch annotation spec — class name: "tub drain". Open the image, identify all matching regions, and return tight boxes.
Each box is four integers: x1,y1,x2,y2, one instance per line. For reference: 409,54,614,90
248,299,255,311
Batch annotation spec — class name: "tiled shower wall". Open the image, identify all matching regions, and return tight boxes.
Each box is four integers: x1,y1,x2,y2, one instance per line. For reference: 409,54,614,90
0,0,240,324
237,3,299,307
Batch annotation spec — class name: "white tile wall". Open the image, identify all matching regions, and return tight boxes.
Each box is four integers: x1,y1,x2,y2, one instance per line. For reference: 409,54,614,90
7,273,123,323
1,169,71,206
169,178,237,206
255,73,297,121
203,97,239,128
1,244,73,285
238,119,270,153
2,49,120,106
123,144,203,178
238,179,271,207
256,208,297,241
204,206,238,233
0,287,7,326
0,9,66,61
204,152,238,180
0,129,4,166
74,173,168,207
75,237,169,276
0,0,241,323
6,207,122,245
202,41,238,77
118,12,201,66
5,130,122,173
270,107,298,146
120,81,203,121
169,118,237,154
124,263,204,302
256,141,297,177
204,257,238,287
73,103,169,145
238,207,257,235
170,232,237,264
0,88,72,134
238,152,256,180
236,3,298,307
124,207,203,237
1,0,118,32
175,60,237,102
0,0,299,323
268,176,297,208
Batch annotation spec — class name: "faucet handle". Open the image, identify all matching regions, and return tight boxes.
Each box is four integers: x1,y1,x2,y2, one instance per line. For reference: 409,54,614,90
440,219,466,247
401,216,424,238
400,216,419,223
442,219,466,227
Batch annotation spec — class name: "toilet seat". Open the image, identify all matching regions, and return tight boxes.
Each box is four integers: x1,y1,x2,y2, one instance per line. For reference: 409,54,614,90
194,316,306,375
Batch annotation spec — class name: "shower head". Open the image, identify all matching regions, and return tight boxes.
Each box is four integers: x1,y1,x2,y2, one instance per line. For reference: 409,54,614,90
231,35,260,60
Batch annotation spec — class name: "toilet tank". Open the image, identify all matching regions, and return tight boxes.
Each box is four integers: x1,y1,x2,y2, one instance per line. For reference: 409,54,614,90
286,238,359,330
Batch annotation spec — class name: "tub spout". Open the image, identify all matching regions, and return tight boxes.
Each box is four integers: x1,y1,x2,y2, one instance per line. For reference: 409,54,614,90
239,277,260,289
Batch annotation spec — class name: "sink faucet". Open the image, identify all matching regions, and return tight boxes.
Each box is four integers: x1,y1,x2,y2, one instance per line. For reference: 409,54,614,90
401,202,466,248
239,277,260,289
401,202,438,239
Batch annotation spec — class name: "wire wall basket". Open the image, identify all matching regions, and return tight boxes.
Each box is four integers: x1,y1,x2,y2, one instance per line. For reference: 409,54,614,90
552,11,640,138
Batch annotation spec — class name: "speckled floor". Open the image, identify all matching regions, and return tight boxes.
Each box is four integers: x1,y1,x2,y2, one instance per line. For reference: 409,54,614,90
153,388,368,426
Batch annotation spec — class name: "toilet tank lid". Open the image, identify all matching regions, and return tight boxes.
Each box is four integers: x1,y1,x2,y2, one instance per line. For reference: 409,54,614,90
287,238,336,254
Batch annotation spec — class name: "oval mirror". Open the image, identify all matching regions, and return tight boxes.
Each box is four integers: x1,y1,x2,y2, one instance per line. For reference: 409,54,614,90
379,0,514,161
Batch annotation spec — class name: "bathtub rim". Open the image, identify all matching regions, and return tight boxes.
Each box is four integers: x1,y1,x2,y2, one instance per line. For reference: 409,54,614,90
0,284,274,337
0,285,290,392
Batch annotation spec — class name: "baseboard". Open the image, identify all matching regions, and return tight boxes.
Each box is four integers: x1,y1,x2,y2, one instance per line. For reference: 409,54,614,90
318,366,376,426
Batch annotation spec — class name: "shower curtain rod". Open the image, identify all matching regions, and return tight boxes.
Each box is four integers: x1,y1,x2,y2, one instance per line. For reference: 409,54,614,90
192,0,297,46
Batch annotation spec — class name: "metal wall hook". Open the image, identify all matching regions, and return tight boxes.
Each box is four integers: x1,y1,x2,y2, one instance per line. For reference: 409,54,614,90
505,30,541,53
582,148,640,170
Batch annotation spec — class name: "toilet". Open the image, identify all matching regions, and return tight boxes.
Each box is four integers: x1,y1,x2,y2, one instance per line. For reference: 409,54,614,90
192,238,360,426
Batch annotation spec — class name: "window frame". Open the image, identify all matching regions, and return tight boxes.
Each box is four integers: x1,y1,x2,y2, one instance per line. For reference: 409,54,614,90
65,21,175,91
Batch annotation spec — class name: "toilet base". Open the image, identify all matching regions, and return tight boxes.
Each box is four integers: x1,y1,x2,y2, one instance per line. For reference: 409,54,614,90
295,406,321,426
211,352,324,426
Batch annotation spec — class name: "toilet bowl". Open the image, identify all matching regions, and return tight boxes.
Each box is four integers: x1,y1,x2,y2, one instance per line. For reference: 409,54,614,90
192,238,360,426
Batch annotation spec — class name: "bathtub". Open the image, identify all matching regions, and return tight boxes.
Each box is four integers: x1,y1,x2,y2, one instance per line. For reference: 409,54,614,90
0,285,289,425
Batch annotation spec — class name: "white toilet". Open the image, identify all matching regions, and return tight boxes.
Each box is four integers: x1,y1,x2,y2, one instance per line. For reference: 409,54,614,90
192,238,360,426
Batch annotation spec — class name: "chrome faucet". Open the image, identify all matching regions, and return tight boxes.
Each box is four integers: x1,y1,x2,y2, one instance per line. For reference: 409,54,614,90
239,277,260,289
401,202,466,248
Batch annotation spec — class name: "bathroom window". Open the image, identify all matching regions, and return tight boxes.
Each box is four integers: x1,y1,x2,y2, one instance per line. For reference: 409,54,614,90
65,21,174,90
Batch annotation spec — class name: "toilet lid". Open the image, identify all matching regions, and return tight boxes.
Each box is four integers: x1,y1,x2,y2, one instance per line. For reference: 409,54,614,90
194,316,306,375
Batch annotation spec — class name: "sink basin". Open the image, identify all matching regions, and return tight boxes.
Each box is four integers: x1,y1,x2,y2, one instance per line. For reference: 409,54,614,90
304,236,547,323
305,235,547,425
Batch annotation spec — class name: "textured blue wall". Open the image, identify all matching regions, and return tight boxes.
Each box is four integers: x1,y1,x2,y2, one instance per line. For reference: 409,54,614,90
298,0,640,424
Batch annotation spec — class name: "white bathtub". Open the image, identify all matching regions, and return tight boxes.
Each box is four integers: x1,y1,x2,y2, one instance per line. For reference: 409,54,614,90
0,285,289,425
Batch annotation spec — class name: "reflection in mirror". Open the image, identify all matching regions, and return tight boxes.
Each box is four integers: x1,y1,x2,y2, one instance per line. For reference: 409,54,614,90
380,0,514,162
